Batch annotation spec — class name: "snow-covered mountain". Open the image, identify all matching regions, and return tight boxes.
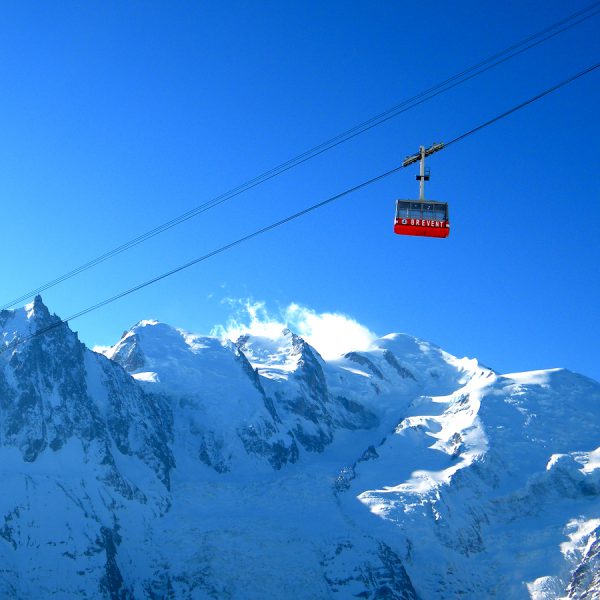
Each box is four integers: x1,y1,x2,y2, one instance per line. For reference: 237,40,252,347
104,320,299,473
0,297,598,599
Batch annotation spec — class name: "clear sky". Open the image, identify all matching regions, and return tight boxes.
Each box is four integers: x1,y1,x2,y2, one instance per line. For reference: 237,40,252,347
1,1,599,380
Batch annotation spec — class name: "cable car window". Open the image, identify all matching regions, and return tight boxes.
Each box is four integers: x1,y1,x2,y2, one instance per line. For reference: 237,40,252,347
394,201,448,225
396,201,410,218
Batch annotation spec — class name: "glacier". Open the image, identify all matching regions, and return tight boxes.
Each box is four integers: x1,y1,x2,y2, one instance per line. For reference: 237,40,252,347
0,296,598,599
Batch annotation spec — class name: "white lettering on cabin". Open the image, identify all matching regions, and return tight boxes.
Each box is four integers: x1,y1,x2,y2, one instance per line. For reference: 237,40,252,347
406,219,448,227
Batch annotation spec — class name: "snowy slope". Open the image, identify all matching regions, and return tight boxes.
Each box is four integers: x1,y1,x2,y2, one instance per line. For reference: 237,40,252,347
0,298,172,598
0,297,598,599
104,320,298,473
345,368,600,599
237,328,378,452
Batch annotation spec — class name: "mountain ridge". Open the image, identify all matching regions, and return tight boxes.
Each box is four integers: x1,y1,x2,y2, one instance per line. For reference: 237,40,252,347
0,297,598,599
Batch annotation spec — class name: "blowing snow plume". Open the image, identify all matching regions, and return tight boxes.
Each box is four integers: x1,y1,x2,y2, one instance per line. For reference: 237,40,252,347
212,300,377,360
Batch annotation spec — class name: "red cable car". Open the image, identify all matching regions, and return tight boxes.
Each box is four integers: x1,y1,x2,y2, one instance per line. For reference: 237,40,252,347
394,200,449,238
394,143,449,238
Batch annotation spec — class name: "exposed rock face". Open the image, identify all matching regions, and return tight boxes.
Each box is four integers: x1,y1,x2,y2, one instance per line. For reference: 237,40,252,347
0,296,173,487
565,524,600,599
0,298,173,598
0,298,599,599
237,328,378,452
106,320,300,473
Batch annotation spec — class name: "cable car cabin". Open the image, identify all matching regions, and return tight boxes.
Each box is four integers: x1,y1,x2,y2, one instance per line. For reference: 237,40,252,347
394,200,449,238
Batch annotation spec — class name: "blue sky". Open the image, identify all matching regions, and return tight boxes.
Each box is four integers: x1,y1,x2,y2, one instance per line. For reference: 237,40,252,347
1,1,599,380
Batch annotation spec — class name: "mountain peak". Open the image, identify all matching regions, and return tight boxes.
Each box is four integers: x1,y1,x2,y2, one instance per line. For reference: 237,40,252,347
235,328,323,381
0,295,62,350
29,294,50,316
14,294,53,326
1,300,598,598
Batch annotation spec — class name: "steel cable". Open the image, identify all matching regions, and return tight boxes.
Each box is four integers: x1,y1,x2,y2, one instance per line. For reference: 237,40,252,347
3,2,600,310
3,59,599,354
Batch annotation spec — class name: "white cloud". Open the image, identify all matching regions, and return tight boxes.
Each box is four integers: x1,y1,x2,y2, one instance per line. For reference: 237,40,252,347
211,300,286,342
92,345,112,356
212,300,377,360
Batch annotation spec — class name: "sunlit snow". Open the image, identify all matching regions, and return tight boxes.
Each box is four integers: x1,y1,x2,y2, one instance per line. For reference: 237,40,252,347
1,297,599,598
212,299,377,359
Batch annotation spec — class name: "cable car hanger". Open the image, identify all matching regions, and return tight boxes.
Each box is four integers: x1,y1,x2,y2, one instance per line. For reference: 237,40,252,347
394,142,450,238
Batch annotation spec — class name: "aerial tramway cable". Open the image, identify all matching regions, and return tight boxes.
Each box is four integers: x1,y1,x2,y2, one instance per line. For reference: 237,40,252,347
3,59,599,355
2,2,600,310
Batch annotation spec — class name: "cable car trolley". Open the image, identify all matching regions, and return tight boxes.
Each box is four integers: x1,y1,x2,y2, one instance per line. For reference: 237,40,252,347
394,142,449,239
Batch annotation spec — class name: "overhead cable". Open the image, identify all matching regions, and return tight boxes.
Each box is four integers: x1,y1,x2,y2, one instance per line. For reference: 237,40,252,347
3,59,599,355
3,1,600,310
